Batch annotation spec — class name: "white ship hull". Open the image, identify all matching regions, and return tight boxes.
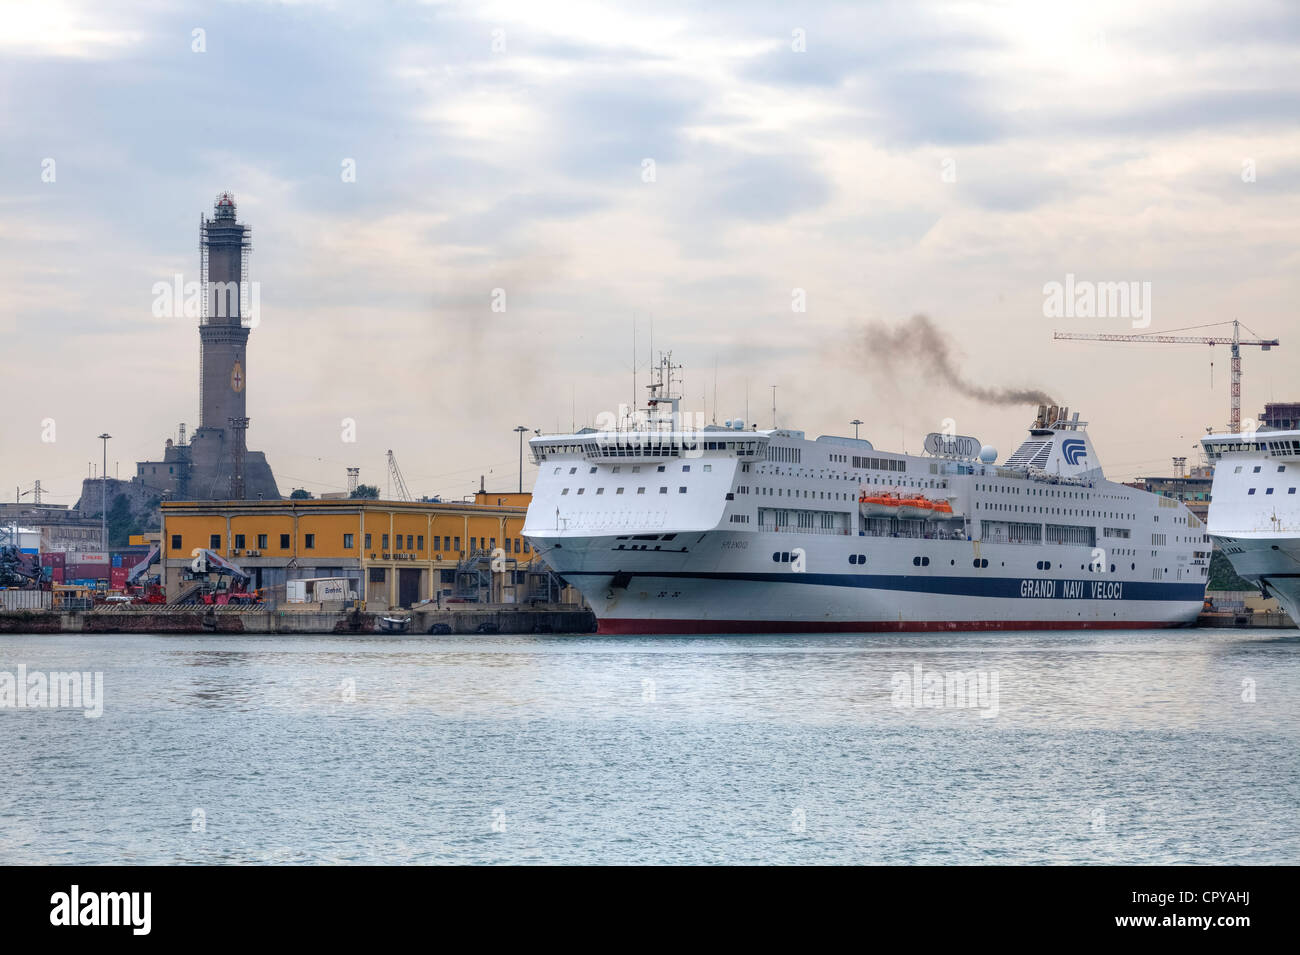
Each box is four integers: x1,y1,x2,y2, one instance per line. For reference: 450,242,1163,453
527,406,1208,634
533,530,1202,633
1203,429,1300,627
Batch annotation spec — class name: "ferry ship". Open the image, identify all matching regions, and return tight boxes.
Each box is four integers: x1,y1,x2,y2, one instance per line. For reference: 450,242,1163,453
1202,428,1300,626
522,358,1209,633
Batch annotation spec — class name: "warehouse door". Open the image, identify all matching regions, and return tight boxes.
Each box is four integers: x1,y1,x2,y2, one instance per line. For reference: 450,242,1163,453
398,568,421,608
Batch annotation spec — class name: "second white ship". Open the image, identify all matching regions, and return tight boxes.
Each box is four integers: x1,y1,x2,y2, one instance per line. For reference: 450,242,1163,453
1202,428,1300,627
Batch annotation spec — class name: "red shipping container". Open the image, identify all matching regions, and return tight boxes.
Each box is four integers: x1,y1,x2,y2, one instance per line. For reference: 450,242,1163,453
51,568,65,583
69,564,109,581
41,552,67,568
110,568,128,588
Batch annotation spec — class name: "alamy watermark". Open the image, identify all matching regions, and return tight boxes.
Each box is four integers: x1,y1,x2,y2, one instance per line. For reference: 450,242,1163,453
891,664,999,718
1,665,104,718
151,274,260,326
1043,273,1151,328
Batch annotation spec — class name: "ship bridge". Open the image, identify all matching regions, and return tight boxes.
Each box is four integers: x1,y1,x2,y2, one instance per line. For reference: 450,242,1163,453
1202,429,1300,463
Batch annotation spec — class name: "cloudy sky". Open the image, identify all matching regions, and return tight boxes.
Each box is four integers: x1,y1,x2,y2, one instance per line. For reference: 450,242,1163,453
2,0,1298,506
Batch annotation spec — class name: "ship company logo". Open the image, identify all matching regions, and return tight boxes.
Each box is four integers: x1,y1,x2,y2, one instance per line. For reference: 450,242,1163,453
1061,439,1087,465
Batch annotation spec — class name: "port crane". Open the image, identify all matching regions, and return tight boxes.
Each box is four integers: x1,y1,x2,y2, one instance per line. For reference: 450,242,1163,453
1054,320,1279,433
386,450,413,502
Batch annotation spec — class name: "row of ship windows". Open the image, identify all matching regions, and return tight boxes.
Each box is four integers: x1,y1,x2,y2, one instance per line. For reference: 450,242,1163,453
1209,440,1300,457
1246,488,1297,496
977,502,1129,518
768,553,1200,575
852,555,1154,572
562,486,685,495
976,483,1091,498
1235,464,1292,473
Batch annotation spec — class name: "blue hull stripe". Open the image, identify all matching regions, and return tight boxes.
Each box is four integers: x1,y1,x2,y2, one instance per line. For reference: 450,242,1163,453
564,570,1205,602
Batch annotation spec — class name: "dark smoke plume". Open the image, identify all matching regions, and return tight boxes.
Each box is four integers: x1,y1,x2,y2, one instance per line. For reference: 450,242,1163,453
861,313,1055,406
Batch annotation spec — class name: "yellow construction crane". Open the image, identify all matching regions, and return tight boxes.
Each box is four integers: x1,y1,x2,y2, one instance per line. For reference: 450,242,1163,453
1054,320,1279,433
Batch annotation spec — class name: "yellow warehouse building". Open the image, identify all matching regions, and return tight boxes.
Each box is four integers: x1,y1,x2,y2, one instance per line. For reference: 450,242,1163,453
159,493,560,610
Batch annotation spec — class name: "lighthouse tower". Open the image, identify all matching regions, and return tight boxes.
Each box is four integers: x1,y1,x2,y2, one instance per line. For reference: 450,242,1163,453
134,194,279,501
198,192,251,434
132,194,280,501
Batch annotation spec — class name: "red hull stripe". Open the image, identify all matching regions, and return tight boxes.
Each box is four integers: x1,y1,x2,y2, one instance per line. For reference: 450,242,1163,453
597,618,1187,635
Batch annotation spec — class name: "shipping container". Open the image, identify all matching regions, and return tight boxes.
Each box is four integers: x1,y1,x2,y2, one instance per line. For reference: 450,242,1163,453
77,552,109,566
286,577,353,603
1,590,53,611
110,568,128,588
68,565,109,581
50,568,65,584
40,552,66,568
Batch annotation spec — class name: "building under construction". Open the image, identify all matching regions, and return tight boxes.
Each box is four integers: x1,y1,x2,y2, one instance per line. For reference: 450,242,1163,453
135,193,280,501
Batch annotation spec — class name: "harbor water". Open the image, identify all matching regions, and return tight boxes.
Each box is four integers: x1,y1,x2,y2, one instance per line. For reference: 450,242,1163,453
2,630,1297,865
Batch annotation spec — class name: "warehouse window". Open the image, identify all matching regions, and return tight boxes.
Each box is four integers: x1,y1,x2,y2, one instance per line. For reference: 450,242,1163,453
234,534,245,550
343,533,354,549
369,568,385,583
443,536,450,550
454,536,461,552
382,534,389,549
170,534,182,550
365,533,372,549
280,534,290,549
209,534,221,550
305,534,315,549
406,535,413,549
257,534,267,549
417,535,424,550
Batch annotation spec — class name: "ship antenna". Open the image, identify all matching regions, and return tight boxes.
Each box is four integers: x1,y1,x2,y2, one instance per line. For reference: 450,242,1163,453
631,314,636,431
712,355,718,426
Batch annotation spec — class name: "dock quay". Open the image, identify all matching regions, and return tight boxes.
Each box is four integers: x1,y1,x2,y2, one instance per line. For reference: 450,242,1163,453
0,603,596,636
1196,610,1295,629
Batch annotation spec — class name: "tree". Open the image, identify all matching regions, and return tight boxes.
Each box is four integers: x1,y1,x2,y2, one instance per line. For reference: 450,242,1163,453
289,488,313,500
350,484,380,499
106,495,136,547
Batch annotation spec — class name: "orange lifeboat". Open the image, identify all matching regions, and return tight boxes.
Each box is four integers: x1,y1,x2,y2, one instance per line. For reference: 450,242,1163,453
859,492,954,520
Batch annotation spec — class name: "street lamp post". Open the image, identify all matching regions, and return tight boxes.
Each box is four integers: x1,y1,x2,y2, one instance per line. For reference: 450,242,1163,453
97,433,112,549
513,426,529,493
850,419,863,440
